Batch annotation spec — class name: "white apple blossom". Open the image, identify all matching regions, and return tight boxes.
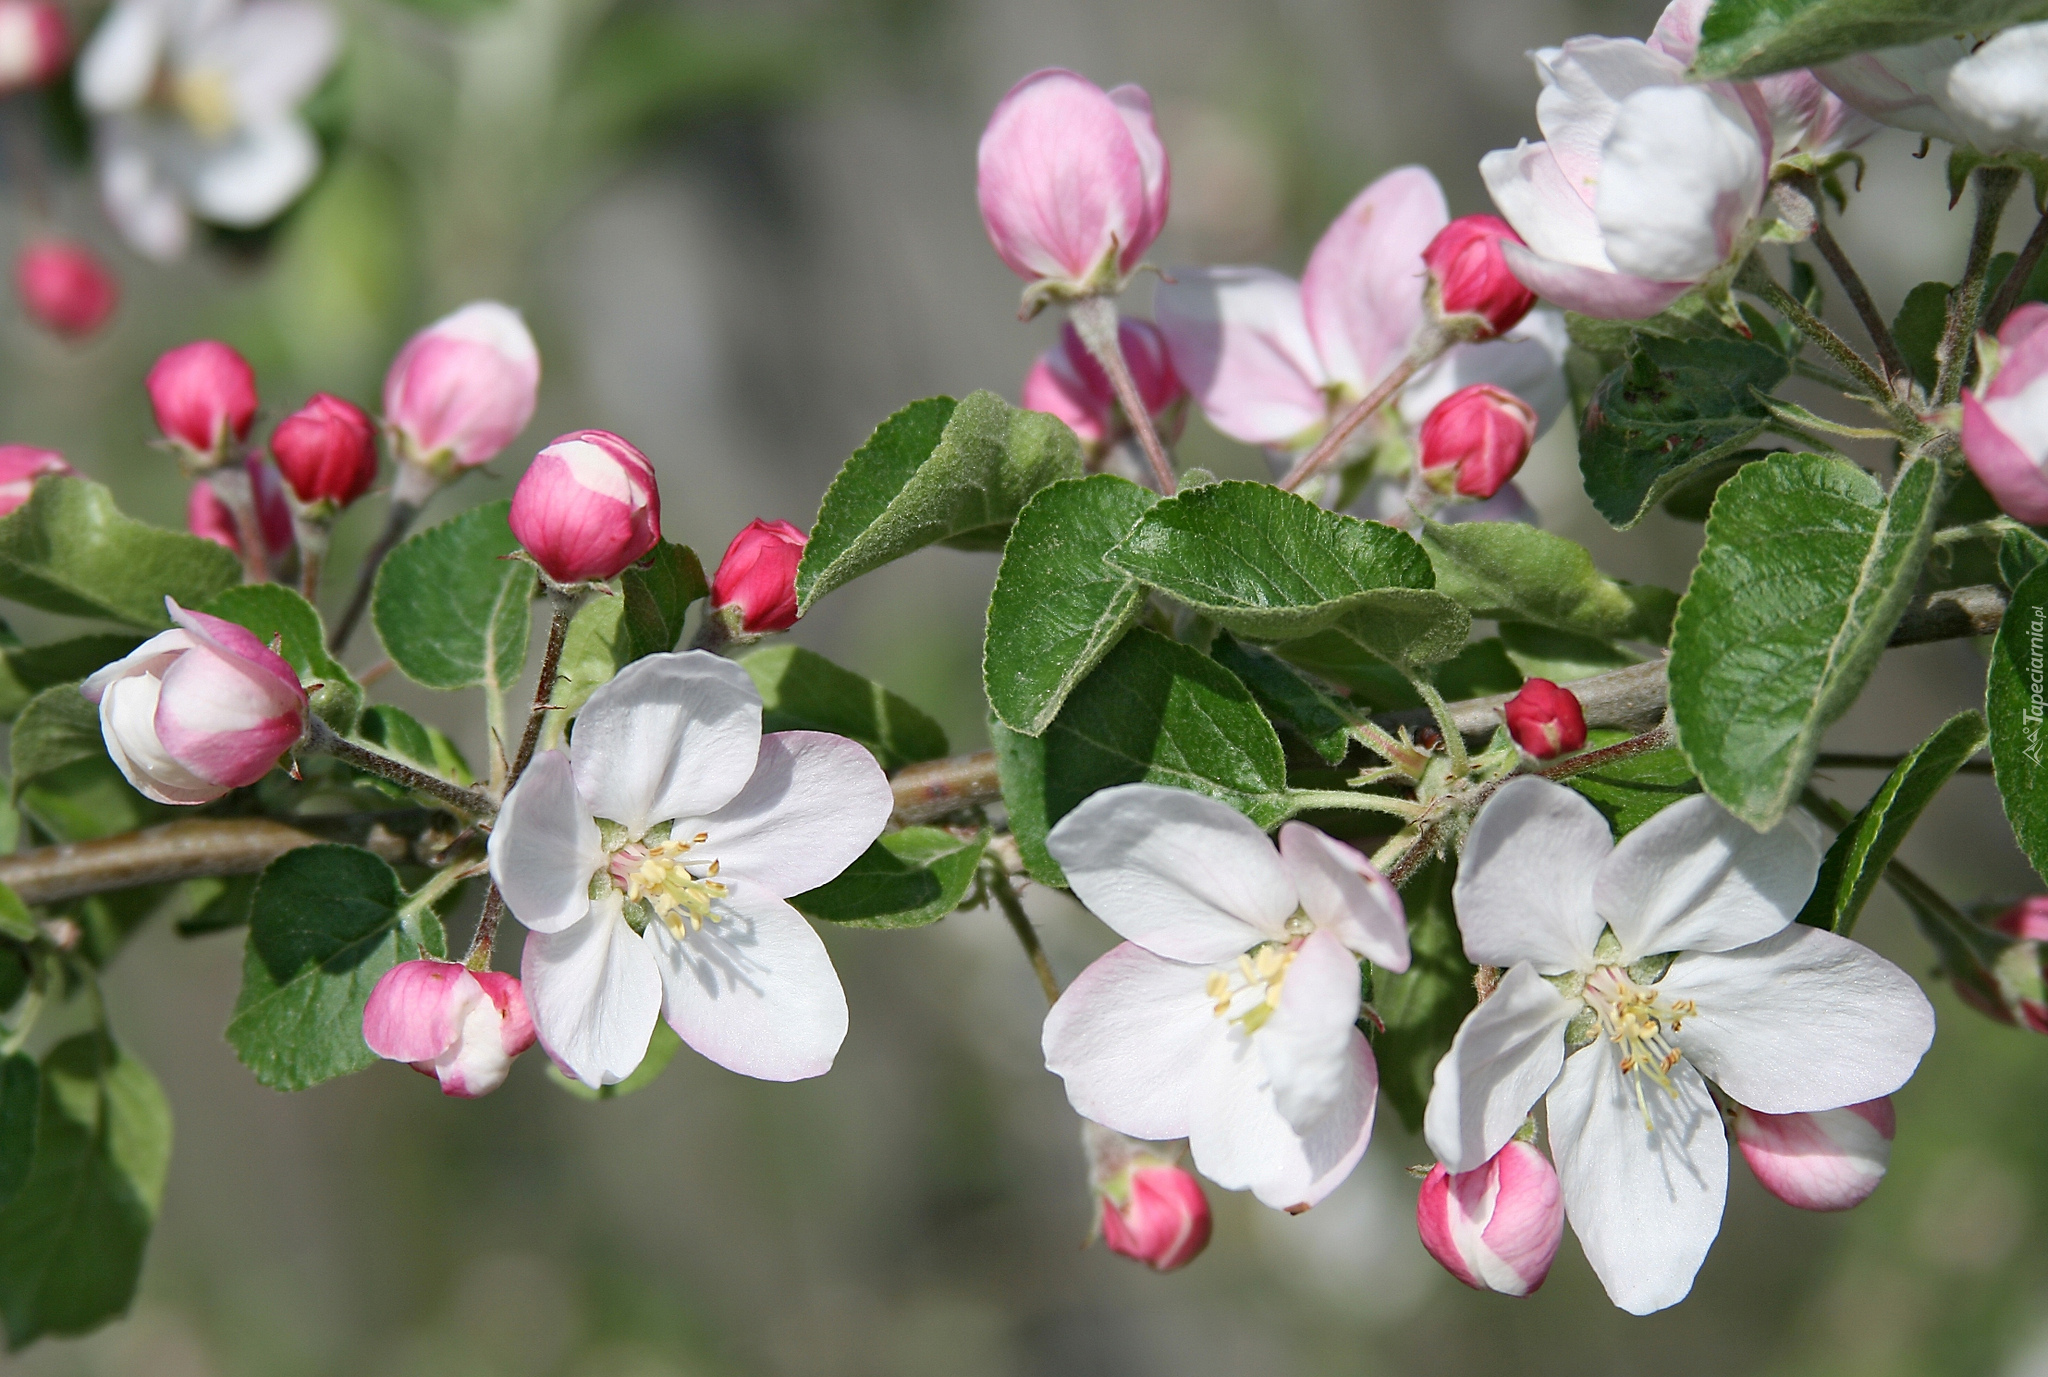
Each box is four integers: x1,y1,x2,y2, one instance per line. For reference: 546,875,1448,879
1041,785,1409,1212
487,652,893,1087
1818,24,2048,158
77,0,340,260
1424,777,1934,1313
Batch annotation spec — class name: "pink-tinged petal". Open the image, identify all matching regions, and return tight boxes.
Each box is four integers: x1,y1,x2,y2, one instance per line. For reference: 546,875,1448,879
520,896,662,1087
570,651,763,836
1022,350,1111,444
1546,1043,1726,1315
1501,241,1691,320
470,969,537,1057
1597,85,1765,282
1964,389,2048,524
1813,41,1975,147
1258,930,1364,1131
1043,942,1223,1142
1533,37,1687,189
1418,1139,1565,1295
1646,0,1706,62
151,643,302,787
1300,166,1447,391
165,598,304,700
1279,823,1407,970
383,301,541,471
508,430,661,586
1154,267,1331,448
976,69,1150,284
1734,1099,1893,1211
1657,925,1934,1114
488,749,604,935
1480,143,1613,273
363,958,476,1062
1107,83,1170,270
433,987,519,1097
1047,783,1295,963
647,889,847,1081
81,628,192,702
1423,962,1575,1173
1401,312,1571,439
1186,1023,1376,1211
1454,777,1611,972
96,672,228,805
1991,302,2048,378
1595,793,1819,963
678,731,892,899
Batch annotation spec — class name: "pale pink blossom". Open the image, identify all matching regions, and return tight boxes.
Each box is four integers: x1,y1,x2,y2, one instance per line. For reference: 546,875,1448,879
1961,303,2048,524
383,301,540,497
1817,24,2048,158
1021,318,1184,447
1733,1098,1894,1212
508,430,661,585
0,445,74,516
14,240,118,338
1648,0,1874,161
1417,1139,1565,1296
364,959,537,1098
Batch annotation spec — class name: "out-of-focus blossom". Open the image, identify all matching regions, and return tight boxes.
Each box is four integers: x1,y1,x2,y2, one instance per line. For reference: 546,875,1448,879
1417,1139,1565,1295
977,68,1168,310
1422,216,1537,341
0,445,74,516
1418,383,1537,500
81,596,307,804
15,240,120,339
1953,898,2048,1034
1021,318,1185,449
709,519,806,635
270,392,376,512
1502,678,1587,758
364,959,537,1098
1733,1098,1894,1212
148,339,257,466
1648,0,1874,162
77,0,340,261
0,0,68,91
1961,303,2048,523
384,301,540,500
1082,1122,1212,1272
508,430,661,586
188,456,292,560
1818,24,2048,158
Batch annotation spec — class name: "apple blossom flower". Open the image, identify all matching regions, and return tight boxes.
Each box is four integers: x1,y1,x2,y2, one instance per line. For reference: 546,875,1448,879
1421,216,1538,341
1041,784,1410,1212
270,392,376,511
77,0,340,261
148,339,257,467
1647,0,1873,163
508,430,661,586
1082,1121,1212,1272
1418,383,1538,500
188,456,293,560
1502,678,1587,759
0,445,74,516
1416,1138,1565,1296
81,596,309,805
363,959,537,1098
1021,318,1185,452
487,652,891,1087
1817,25,2048,158
708,519,806,636
1733,1098,1894,1212
15,239,119,338
1424,777,1934,1313
1961,302,2048,524
977,68,1169,311
384,301,541,502
0,0,68,91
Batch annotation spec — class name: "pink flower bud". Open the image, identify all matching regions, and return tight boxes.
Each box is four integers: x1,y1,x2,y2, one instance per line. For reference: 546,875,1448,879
1952,914,2048,1034
15,239,117,338
363,958,537,1098
80,598,308,805
1998,897,2048,942
1081,1121,1211,1272
508,430,661,585
0,0,68,92
1417,1140,1564,1296
383,301,540,487
0,444,73,516
188,458,294,561
977,69,1169,302
1503,678,1586,759
270,392,378,510
1421,215,1537,340
1963,303,2048,524
1021,318,1185,446
710,518,805,633
148,340,258,465
1734,1099,1894,1212
1418,383,1538,499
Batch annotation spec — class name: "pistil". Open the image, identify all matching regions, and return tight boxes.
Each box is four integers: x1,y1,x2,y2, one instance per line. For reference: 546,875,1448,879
1582,966,1698,1129
609,832,728,936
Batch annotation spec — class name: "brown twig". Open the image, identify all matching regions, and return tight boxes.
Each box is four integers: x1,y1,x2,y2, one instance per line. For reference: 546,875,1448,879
987,865,1060,1006
508,589,581,787
1986,209,2048,334
0,820,319,904
329,498,420,652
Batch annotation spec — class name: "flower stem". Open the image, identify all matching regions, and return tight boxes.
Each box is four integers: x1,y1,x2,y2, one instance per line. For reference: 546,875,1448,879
1738,254,1922,436
1792,177,1912,392
1067,296,1176,495
463,885,504,971
1284,790,1427,821
1936,165,2021,407
1985,206,2048,334
329,498,421,653
1278,346,1434,494
398,855,485,942
988,864,1060,1007
205,464,275,584
305,717,498,817
1534,721,1674,780
508,587,583,789
294,514,330,605
1406,671,1468,777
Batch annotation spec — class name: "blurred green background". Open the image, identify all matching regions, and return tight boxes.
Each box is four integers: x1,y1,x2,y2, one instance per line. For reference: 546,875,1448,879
4,0,2047,1371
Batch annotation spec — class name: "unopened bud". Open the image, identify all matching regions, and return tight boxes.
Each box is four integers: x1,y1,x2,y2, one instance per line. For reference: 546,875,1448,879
1734,1099,1894,1212
148,340,258,467
1022,318,1185,447
0,0,68,92
15,239,117,338
1418,383,1537,500
188,457,293,562
383,301,539,497
363,959,537,1098
0,444,73,516
709,519,806,635
1416,1139,1564,1296
1422,215,1536,341
1082,1121,1211,1272
1953,904,2048,1034
1503,678,1586,759
270,393,378,511
508,430,661,585
1994,896,2048,942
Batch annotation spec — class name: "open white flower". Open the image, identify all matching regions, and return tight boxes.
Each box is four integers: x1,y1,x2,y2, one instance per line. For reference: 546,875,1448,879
1818,24,2048,158
1041,784,1409,1212
1424,777,1934,1314
77,0,339,260
487,652,893,1087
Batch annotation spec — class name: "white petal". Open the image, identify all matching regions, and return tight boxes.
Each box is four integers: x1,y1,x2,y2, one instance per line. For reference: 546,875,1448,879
187,119,318,227
77,0,167,112
675,732,891,899
1278,823,1408,970
97,124,191,261
1595,793,1819,962
1547,1043,1726,1315
487,750,603,936
1047,783,1295,964
1657,925,1935,1113
1422,961,1575,1172
1043,941,1223,1141
1187,1022,1376,1211
1945,24,2048,152
647,889,847,1081
198,0,339,123
1153,266,1333,448
1454,776,1610,972
1534,36,1686,189
519,898,662,1087
571,651,763,837
1259,931,1364,1131
97,672,225,805
1596,85,1765,283
1481,141,1614,272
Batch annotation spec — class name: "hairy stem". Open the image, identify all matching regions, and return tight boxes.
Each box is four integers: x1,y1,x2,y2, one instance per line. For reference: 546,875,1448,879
1285,790,1427,821
1535,721,1675,780
1068,296,1177,495
988,866,1060,1006
329,499,420,653
1797,179,1912,392
1985,208,2048,334
508,588,583,788
1279,349,1431,493
306,717,498,816
464,885,505,970
1937,166,2021,406
1739,255,1921,435
1407,672,1469,777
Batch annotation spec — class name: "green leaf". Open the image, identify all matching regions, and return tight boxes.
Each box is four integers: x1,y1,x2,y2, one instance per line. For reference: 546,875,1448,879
548,1021,681,1100
1893,280,1949,394
174,873,259,936
984,475,1158,735
1367,858,1474,1134
1671,452,1943,828
1210,634,1354,765
0,884,33,944
225,845,445,1091
2000,527,2048,590
1801,712,1988,934
1693,0,2048,80
0,1055,36,1209
550,541,708,714
371,501,536,693
793,827,990,929
1564,732,1701,835
204,583,360,733
1418,520,1677,644
355,704,473,785
994,628,1290,887
8,685,103,795
1579,333,1791,529
9,686,172,839
1660,449,1772,523
0,635,141,724
739,644,947,771
0,1033,170,1347
1497,622,1641,684
797,392,1084,611
0,477,240,629
1991,562,2048,882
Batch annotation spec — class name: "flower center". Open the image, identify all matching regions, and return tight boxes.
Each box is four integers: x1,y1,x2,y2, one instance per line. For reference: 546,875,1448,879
171,68,238,140
1206,943,1295,1035
609,833,727,937
1581,965,1698,1129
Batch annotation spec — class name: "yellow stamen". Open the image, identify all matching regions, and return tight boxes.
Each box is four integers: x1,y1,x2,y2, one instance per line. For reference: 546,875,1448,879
173,69,237,140
1208,943,1295,1035
615,834,728,937
1583,966,1695,1131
